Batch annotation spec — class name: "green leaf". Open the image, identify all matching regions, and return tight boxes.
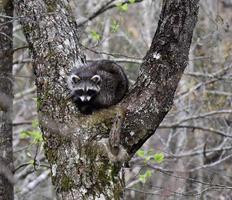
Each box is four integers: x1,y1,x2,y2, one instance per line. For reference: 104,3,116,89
29,160,34,165
139,170,152,183
121,3,128,11
20,130,43,143
116,3,128,12
154,153,164,163
111,20,120,33
144,170,152,178
129,0,136,3
32,130,43,143
35,97,42,110
90,31,101,41
139,174,146,183
144,155,151,162
136,149,145,157
145,170,152,177
32,119,39,129
20,131,29,139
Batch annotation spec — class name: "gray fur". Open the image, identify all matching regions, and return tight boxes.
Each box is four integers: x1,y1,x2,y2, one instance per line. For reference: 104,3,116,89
67,60,128,114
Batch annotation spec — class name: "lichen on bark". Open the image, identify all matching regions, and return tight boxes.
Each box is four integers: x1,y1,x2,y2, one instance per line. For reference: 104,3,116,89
15,0,200,199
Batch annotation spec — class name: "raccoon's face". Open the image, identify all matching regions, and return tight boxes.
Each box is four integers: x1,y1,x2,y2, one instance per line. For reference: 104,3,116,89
68,74,101,103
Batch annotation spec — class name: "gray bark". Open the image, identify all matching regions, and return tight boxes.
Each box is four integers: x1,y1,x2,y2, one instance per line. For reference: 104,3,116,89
0,1,14,200
15,0,199,199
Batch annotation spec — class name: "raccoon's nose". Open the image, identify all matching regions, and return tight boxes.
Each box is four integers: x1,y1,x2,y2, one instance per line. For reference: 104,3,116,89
80,96,91,102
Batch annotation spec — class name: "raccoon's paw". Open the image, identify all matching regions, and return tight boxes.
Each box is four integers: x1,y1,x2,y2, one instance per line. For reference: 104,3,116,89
79,105,93,115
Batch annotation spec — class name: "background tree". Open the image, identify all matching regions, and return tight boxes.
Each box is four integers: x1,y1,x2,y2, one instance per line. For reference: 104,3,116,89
0,0,14,200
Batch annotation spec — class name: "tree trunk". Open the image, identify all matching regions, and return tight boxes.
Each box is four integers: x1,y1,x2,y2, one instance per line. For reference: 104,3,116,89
15,0,199,199
0,1,14,200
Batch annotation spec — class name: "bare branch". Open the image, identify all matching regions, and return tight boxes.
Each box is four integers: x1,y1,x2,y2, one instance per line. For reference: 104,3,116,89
77,0,144,27
159,124,232,138
21,170,50,195
175,110,232,125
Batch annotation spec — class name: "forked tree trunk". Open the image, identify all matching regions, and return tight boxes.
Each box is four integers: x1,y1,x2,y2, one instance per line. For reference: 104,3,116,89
0,1,14,200
15,0,199,199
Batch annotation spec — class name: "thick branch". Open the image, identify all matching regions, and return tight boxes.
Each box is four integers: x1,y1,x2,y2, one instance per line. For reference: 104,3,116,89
121,0,200,155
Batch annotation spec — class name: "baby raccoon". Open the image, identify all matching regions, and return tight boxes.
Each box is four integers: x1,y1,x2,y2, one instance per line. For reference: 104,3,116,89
67,60,128,114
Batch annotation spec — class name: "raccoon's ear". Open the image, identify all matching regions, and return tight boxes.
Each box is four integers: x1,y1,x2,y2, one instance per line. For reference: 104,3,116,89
71,75,80,84
91,75,101,84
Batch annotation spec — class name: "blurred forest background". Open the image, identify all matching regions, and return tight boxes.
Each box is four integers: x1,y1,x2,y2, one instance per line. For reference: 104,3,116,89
13,0,232,199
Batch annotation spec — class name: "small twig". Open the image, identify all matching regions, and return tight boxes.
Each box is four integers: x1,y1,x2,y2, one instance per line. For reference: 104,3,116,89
14,162,31,173
81,43,141,59
159,124,232,138
13,45,29,52
164,146,232,159
13,58,32,65
14,86,36,99
77,0,143,27
175,110,232,125
0,31,13,41
33,143,40,171
21,170,50,195
88,58,142,64
176,64,232,98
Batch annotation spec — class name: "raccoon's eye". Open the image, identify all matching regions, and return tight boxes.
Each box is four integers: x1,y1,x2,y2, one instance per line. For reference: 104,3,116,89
75,89,84,96
87,89,97,96
71,75,80,84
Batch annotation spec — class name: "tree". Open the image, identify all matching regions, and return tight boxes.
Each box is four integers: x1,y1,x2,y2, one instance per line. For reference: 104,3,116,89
15,0,200,199
0,1,14,200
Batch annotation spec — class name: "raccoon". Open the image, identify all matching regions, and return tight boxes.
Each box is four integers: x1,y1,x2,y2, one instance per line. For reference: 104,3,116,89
67,60,128,114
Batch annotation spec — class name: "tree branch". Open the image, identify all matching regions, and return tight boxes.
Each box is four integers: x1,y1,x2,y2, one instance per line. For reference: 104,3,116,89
76,0,144,27
121,0,200,155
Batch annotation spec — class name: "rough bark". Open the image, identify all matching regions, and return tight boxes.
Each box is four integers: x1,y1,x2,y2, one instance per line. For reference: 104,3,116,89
0,1,14,200
121,0,200,155
15,0,199,199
